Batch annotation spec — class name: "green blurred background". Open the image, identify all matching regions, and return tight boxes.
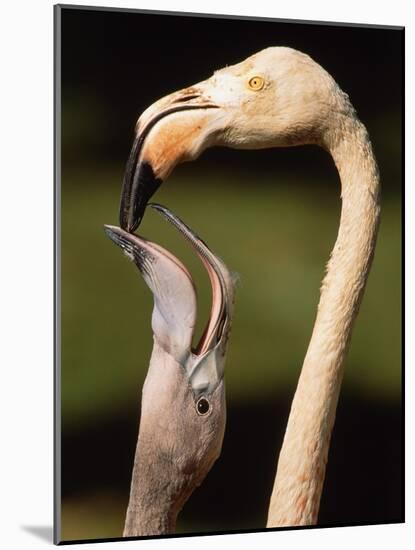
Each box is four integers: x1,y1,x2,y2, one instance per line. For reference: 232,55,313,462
58,6,403,542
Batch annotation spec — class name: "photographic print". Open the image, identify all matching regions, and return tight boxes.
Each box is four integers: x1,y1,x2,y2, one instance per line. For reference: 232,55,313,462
54,4,403,544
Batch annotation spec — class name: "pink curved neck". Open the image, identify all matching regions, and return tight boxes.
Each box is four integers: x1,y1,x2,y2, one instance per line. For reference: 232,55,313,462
267,115,381,527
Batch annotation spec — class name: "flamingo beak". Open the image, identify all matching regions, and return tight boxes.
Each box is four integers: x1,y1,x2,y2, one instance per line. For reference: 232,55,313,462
119,87,220,233
104,205,236,378
149,203,235,357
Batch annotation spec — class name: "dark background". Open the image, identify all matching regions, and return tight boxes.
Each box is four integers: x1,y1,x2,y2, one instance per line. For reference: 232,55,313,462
58,5,403,542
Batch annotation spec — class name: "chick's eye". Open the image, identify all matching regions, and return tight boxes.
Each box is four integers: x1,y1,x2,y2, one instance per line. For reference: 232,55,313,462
248,76,265,91
196,397,210,415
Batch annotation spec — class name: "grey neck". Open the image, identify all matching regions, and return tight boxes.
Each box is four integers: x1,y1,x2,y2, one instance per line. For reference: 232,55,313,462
123,341,195,537
123,436,183,536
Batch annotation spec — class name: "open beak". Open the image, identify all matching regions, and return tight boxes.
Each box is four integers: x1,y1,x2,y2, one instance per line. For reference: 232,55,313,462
105,203,235,363
119,86,220,233
149,203,234,356
104,222,198,357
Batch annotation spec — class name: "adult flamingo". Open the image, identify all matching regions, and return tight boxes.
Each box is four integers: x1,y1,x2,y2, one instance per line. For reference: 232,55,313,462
119,47,380,527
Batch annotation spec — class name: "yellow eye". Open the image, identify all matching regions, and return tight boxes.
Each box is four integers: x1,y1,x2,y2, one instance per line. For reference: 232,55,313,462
248,76,265,91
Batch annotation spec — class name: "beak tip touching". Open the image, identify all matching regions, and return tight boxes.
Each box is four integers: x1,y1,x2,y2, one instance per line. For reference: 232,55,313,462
119,160,163,233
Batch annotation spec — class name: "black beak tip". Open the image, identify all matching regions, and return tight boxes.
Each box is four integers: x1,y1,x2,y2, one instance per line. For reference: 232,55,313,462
118,209,143,234
119,161,163,233
119,209,140,233
128,215,142,234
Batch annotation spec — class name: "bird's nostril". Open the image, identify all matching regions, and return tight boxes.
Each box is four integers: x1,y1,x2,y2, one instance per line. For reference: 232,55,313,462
174,94,200,103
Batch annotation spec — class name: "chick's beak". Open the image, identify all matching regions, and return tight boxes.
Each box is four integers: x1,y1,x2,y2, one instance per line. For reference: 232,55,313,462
119,86,220,232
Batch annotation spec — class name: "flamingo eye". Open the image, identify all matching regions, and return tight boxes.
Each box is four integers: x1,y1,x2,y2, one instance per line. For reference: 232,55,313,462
247,76,265,91
196,397,210,415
